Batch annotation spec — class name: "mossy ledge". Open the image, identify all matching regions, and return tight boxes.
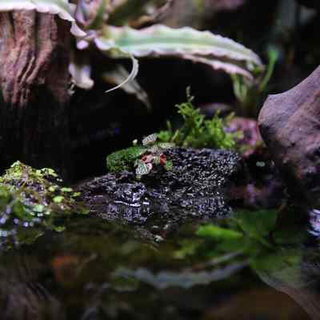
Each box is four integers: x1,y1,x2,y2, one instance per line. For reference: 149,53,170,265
0,161,88,246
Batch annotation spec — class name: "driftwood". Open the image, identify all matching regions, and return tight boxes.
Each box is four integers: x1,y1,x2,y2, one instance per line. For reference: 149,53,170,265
0,11,71,175
0,11,70,108
258,66,320,206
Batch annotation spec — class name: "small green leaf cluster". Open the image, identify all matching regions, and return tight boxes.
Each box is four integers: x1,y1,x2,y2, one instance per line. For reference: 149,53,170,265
0,161,88,245
106,134,173,176
158,92,237,150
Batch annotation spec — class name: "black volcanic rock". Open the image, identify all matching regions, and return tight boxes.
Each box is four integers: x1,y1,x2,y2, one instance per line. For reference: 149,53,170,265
79,148,241,225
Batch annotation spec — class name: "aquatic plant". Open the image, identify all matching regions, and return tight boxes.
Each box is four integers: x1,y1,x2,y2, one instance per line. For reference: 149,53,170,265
158,91,237,149
107,133,173,176
231,47,279,117
175,209,306,279
0,0,264,107
71,0,264,99
0,161,87,246
111,208,308,298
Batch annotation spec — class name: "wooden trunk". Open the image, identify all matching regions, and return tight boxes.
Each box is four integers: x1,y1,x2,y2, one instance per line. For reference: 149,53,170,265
0,11,71,176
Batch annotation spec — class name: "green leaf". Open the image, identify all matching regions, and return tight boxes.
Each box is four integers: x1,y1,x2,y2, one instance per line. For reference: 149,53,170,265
235,210,278,238
0,162,88,248
158,93,236,149
197,224,243,240
96,24,263,79
175,239,204,259
53,196,65,204
53,225,66,232
135,161,152,176
251,249,303,288
142,133,158,146
164,160,173,171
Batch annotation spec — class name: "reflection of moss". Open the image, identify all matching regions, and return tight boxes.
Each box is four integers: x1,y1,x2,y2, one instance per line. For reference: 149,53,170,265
0,161,88,246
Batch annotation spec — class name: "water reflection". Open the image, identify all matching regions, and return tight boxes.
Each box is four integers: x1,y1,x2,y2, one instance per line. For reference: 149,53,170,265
256,208,320,320
0,254,65,319
0,210,318,319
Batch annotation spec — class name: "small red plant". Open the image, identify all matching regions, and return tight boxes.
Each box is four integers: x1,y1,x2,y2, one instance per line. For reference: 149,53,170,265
135,134,173,178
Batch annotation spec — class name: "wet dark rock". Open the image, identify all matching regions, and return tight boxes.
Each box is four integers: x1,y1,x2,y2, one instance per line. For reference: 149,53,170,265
258,66,320,206
79,148,241,225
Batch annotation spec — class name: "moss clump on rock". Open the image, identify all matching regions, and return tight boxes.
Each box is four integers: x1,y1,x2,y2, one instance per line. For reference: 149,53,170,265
0,161,87,246
107,146,146,173
158,93,237,150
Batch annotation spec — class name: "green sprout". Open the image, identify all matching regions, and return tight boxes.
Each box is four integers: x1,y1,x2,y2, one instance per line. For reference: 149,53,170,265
158,90,237,150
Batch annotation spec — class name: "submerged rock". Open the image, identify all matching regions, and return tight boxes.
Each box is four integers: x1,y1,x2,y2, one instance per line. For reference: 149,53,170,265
79,148,241,224
258,66,320,206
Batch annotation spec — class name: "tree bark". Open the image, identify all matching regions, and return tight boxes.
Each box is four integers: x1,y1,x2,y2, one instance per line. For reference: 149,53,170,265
0,11,71,176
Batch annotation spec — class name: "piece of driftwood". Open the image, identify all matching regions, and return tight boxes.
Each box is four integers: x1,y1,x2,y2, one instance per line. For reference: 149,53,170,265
0,11,70,108
258,66,320,206
0,11,71,175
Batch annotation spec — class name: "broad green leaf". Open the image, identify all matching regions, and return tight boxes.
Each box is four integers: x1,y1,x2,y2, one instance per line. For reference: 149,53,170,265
0,0,86,37
95,24,263,79
252,249,304,288
235,210,278,238
197,224,243,240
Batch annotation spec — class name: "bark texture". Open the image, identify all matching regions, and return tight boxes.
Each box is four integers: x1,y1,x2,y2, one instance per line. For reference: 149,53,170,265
258,66,320,206
0,11,71,175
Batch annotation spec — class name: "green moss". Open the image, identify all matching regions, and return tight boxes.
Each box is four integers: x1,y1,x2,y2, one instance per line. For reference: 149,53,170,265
106,145,146,172
158,92,237,150
106,93,237,175
0,161,88,247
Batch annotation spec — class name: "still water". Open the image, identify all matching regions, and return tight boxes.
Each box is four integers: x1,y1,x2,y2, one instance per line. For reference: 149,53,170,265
0,208,319,320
